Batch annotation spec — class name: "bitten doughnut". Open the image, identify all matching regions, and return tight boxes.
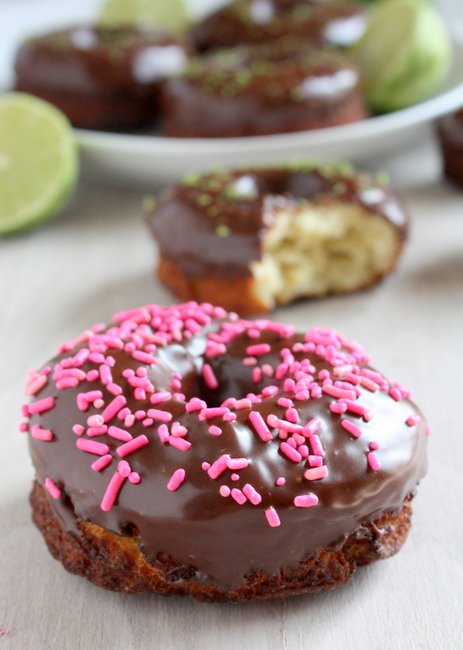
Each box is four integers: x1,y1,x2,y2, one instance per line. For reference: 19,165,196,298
147,162,408,314
23,302,427,602
192,0,366,52
14,25,192,130
437,109,463,187
161,42,367,137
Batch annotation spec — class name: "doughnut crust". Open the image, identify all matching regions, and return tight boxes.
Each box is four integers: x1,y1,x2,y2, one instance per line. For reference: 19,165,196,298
161,44,367,137
23,303,427,601
14,25,192,130
147,163,408,314
192,0,366,52
31,481,414,602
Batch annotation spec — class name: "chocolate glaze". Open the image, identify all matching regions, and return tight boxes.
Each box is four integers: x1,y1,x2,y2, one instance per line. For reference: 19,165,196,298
148,164,409,280
192,0,366,51
26,304,426,591
14,25,192,130
161,42,367,137
437,109,463,187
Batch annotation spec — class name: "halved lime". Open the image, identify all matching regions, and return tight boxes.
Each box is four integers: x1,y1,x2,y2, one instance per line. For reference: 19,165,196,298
98,0,190,32
354,0,451,112
0,93,78,235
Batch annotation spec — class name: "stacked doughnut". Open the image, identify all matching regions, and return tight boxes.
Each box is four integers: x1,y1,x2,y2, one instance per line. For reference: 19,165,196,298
23,302,427,601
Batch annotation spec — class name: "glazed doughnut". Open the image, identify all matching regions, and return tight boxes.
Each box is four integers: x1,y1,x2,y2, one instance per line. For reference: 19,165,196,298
14,25,193,131
147,162,408,314
23,302,427,602
437,109,463,187
161,42,367,137
192,0,366,52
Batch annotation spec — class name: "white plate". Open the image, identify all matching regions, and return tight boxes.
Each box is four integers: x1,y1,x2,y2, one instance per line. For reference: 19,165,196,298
2,0,463,185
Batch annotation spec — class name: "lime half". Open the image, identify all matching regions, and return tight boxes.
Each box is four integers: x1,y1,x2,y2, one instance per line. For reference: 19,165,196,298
98,0,190,32
354,0,451,112
0,93,78,235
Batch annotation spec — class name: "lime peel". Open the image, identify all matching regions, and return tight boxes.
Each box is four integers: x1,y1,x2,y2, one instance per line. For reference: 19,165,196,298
0,93,79,235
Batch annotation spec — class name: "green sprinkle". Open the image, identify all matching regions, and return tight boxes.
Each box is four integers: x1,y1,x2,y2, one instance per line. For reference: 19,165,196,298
216,224,231,237
375,171,390,186
196,193,212,207
183,172,201,187
142,194,156,212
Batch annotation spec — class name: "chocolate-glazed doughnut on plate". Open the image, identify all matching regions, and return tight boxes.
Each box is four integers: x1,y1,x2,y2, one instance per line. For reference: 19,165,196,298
147,162,408,314
161,41,368,137
14,25,193,131
22,302,427,601
192,0,366,51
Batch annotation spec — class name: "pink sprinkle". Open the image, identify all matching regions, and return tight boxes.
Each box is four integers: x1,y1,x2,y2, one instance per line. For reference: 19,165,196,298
19,422,29,433
358,376,380,392
308,434,324,456
323,384,357,400
101,395,127,423
168,436,191,451
199,407,229,420
108,382,123,396
86,369,99,381
117,434,149,458
100,471,125,511
132,350,156,365
299,444,309,458
303,418,321,436
118,460,131,478
268,415,303,434
246,343,271,356
76,438,109,455
249,411,272,442
208,425,222,436
30,424,53,442
87,414,104,427
167,468,186,491
286,407,299,424
304,466,329,481
28,396,55,415
265,506,281,528
186,397,207,412
276,477,286,486
99,364,113,385
277,397,293,408
87,425,108,437
280,442,302,463
202,364,218,390
91,454,112,472
219,485,231,497
207,454,230,479
227,457,249,470
108,426,132,442
202,462,211,471
308,455,323,467
406,414,421,426
231,472,240,481
340,399,369,419
223,411,237,422
129,472,141,484
369,440,379,450
329,402,348,414
44,477,61,500
341,419,362,439
294,493,319,508
150,391,171,404
242,483,262,505
231,488,247,505
234,398,253,410
56,377,80,389
252,367,262,383
94,398,105,408
72,424,85,436
25,373,48,396
147,408,173,422
157,424,170,443
171,422,188,437
243,357,257,366
367,451,381,472
389,387,402,402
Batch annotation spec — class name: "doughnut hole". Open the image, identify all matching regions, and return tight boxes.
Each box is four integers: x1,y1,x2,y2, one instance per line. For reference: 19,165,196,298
250,202,401,308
